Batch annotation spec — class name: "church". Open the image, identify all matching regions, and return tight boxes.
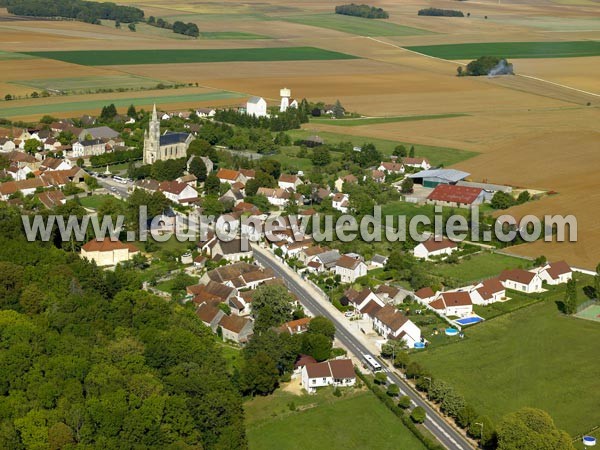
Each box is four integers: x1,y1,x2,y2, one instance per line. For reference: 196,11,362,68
143,104,194,165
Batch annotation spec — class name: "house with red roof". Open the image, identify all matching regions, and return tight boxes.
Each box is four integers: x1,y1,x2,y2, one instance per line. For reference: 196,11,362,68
278,173,303,191
217,168,247,185
413,237,458,260
535,261,572,285
499,269,543,293
414,287,437,304
469,278,506,305
429,291,473,317
301,359,356,393
372,304,422,347
334,255,367,283
158,180,198,204
403,157,431,171
427,184,485,208
377,161,405,174
80,238,139,267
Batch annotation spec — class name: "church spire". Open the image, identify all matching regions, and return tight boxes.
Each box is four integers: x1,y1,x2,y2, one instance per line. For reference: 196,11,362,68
152,103,157,121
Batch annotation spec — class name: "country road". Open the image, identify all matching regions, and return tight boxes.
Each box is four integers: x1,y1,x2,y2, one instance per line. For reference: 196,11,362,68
252,245,474,450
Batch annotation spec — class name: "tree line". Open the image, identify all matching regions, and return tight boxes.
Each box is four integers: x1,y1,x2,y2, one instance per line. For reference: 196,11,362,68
214,102,310,132
146,16,200,37
2,0,144,24
335,3,389,19
418,8,464,17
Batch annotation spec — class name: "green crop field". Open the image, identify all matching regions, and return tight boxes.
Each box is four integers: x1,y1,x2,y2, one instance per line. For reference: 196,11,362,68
199,31,271,39
412,274,600,437
0,51,35,61
310,113,468,127
0,90,245,118
280,13,433,36
13,75,165,93
286,129,478,167
430,251,531,285
245,388,427,450
405,41,600,60
24,47,358,66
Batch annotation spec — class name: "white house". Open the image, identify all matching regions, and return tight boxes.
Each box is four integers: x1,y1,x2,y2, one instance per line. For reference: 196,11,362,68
429,291,473,317
499,269,544,293
80,238,139,267
246,96,268,118
413,238,458,260
403,157,431,171
334,255,367,283
535,261,572,285
331,193,349,213
301,359,356,394
40,157,72,172
158,180,198,204
72,139,106,158
372,305,422,348
278,174,302,191
344,288,385,319
377,161,404,174
414,287,437,304
469,278,506,305
196,107,216,118
217,168,247,186
0,138,16,153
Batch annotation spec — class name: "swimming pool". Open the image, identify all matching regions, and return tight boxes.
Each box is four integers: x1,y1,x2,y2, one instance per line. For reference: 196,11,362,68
455,316,484,326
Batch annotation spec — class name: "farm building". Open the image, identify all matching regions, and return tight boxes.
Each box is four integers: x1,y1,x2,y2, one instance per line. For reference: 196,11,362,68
426,184,485,208
408,168,470,188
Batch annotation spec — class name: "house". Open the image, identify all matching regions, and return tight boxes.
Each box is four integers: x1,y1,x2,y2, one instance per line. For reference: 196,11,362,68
294,354,317,375
40,157,72,172
499,269,544,293
278,174,302,191
201,262,275,290
218,315,254,344
217,168,247,185
37,190,66,209
233,201,260,215
377,161,404,174
72,139,106,158
196,302,225,332
370,254,388,268
80,238,139,267
43,138,62,152
334,255,367,283
78,126,119,142
343,288,385,319
470,278,506,305
134,179,160,192
372,305,422,347
210,238,253,262
6,164,32,181
375,285,403,303
158,180,198,204
301,359,356,394
331,193,349,213
279,317,312,335
403,157,431,171
334,174,358,192
0,138,16,153
429,291,473,317
196,107,216,118
239,168,255,180
311,249,340,270
371,169,386,183
0,178,46,200
413,238,458,260
414,287,437,304
177,174,197,188
246,96,268,118
257,187,300,208
427,184,485,208
536,261,572,285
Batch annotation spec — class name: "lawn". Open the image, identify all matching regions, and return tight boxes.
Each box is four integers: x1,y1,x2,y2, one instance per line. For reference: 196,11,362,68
13,75,165,93
430,251,531,284
280,13,432,36
79,194,124,210
287,129,477,167
310,113,468,126
245,388,427,449
25,47,358,66
0,91,245,118
405,41,600,60
412,273,600,437
273,145,343,172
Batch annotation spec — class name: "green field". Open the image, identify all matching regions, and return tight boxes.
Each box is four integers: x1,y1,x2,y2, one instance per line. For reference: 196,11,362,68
431,251,531,284
412,274,600,436
0,51,35,61
0,90,245,118
25,47,358,66
246,388,427,450
287,129,477,166
281,13,433,36
405,41,600,60
199,31,271,39
310,113,468,127
13,75,164,93
79,194,124,210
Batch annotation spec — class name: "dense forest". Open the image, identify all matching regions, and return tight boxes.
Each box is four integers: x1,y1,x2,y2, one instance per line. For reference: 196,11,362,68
417,8,464,17
0,205,246,449
335,3,389,19
1,0,144,24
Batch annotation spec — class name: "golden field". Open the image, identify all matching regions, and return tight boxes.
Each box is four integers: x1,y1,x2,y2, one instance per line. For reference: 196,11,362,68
0,0,598,267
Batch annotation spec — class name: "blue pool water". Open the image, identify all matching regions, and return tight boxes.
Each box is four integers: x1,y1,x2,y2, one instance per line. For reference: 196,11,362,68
414,342,425,349
445,328,459,336
455,316,484,326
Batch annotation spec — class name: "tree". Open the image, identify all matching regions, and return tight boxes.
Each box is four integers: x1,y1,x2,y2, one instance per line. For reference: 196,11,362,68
100,104,118,121
4,94,12,101
409,146,415,157
398,395,411,409
332,100,345,118
456,404,477,429
301,333,332,362
201,195,224,217
84,175,99,192
24,139,40,154
393,144,407,158
374,372,387,385
189,157,207,182
128,22,136,32
457,66,464,76
497,408,573,450
411,406,426,423
307,316,335,340
468,415,496,448
387,384,400,397
311,146,331,166
563,278,577,315
401,177,414,194
240,351,279,395
127,104,136,118
115,19,121,28
204,173,220,195
516,190,530,204
251,284,295,331
595,262,600,299
394,351,410,369
490,191,516,210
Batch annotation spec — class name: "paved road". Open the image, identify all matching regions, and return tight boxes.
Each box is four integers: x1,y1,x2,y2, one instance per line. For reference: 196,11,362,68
253,248,474,450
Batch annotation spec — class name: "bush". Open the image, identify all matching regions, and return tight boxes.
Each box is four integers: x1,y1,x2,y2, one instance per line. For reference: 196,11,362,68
335,3,389,19
387,384,400,397
411,406,426,423
374,372,387,385
333,387,342,397
398,395,411,409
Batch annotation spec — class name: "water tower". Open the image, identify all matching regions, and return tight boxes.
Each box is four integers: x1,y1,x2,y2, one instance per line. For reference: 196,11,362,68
280,88,291,112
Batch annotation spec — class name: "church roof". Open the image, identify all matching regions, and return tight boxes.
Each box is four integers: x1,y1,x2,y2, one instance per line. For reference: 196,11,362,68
159,132,190,146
